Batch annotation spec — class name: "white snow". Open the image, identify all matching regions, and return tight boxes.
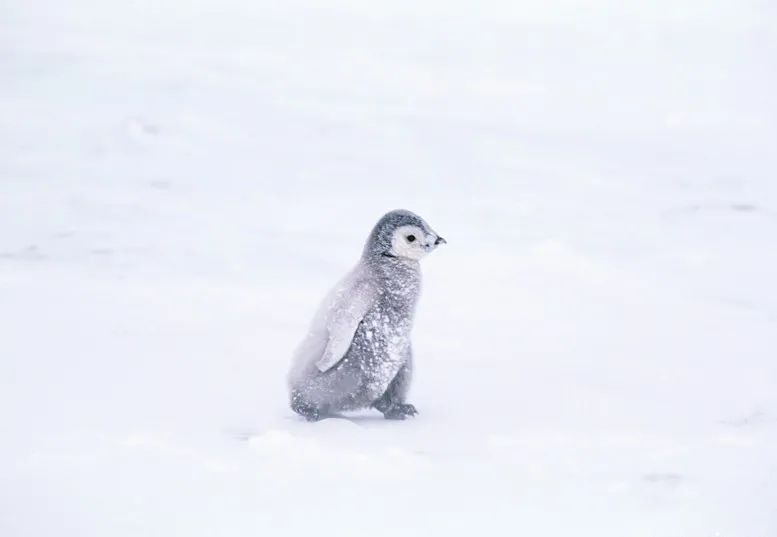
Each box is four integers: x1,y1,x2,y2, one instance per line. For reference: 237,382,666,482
2,1,776,535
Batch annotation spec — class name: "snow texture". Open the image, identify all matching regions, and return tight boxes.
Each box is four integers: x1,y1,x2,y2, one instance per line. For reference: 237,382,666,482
1,1,776,536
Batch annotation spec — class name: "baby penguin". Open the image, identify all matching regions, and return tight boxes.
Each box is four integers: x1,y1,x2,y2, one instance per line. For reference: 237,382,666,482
287,209,445,421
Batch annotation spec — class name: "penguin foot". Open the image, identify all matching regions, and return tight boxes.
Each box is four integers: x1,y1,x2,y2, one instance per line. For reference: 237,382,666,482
296,406,324,422
300,408,323,422
291,393,325,422
382,403,418,420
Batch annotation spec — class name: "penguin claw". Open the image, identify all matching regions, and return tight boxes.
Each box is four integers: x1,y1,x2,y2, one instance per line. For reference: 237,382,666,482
383,403,418,420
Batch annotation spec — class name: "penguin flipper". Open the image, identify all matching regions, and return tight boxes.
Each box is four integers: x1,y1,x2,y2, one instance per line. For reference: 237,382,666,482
315,282,375,373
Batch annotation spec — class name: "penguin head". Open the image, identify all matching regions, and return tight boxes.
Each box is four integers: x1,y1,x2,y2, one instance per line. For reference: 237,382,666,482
363,209,446,261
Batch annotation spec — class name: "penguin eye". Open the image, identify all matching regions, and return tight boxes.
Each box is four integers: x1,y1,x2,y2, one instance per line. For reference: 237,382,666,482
406,234,416,243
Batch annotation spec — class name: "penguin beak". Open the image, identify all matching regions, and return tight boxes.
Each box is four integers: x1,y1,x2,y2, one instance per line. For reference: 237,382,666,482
434,236,447,246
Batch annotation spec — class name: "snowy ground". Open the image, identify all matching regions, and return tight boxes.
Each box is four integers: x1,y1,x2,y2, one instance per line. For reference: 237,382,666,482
2,1,777,535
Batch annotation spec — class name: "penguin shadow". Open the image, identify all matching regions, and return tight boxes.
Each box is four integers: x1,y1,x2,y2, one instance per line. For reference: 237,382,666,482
311,409,423,425
326,412,404,425
224,412,408,442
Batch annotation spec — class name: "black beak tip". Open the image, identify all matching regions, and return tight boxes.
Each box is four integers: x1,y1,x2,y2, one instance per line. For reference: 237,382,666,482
434,236,447,246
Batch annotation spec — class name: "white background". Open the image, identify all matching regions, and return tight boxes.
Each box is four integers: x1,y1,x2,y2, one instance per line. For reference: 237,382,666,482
2,1,776,535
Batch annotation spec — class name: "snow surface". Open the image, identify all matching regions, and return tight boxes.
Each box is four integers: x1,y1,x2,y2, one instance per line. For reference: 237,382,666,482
2,1,777,535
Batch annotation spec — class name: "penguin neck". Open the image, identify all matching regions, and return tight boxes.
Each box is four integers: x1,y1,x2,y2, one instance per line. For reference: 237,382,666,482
364,252,421,276
365,253,422,305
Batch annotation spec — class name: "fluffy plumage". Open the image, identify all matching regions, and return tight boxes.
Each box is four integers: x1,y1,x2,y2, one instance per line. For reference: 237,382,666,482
287,209,445,421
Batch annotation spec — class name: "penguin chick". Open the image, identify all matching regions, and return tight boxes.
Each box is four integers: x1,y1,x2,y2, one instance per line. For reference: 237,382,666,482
287,209,446,421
